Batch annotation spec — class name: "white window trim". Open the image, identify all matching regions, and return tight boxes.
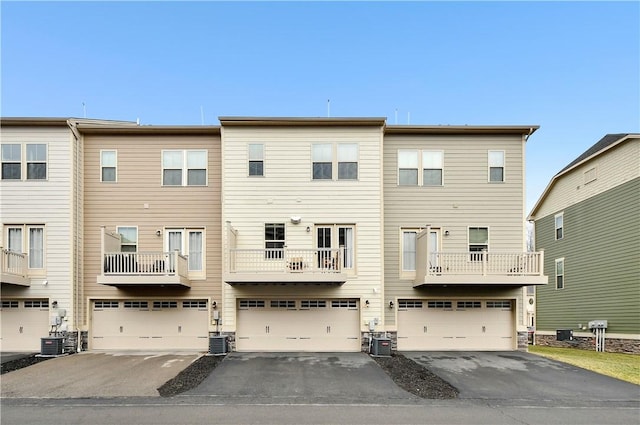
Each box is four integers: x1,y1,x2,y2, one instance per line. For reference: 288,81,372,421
397,149,445,186
248,143,265,177
554,212,564,240
400,228,419,278
161,149,208,187
4,224,46,274
311,143,359,181
488,150,505,183
164,227,206,278
116,226,138,252
100,150,117,183
315,224,357,274
1,143,48,181
555,258,565,290
468,226,490,256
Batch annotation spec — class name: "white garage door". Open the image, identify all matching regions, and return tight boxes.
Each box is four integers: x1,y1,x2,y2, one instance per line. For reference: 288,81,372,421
236,299,360,352
91,299,209,350
0,299,50,351
397,299,514,351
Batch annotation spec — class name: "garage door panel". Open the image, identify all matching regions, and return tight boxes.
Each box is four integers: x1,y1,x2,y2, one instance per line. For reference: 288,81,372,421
1,300,50,351
236,299,360,352
397,299,514,351
91,300,208,350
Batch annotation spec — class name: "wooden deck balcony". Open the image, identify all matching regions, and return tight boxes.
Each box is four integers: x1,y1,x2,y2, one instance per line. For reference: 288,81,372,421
224,248,347,285
97,251,191,287
0,248,30,286
414,251,548,287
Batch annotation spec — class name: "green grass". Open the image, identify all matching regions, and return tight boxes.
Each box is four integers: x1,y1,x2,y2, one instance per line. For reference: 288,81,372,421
529,345,640,385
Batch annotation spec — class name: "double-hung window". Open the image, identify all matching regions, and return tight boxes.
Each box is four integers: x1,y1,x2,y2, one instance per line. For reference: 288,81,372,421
312,144,333,180
555,258,565,289
1,144,21,180
398,149,444,186
555,213,564,240
398,150,419,185
1,143,47,180
488,150,505,182
468,227,489,261
312,143,359,181
248,144,264,177
162,150,207,186
265,223,285,259
337,144,358,180
117,227,138,252
422,151,444,186
100,150,117,182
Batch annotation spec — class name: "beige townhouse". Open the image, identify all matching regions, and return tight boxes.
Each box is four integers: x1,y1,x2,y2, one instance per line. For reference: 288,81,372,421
78,122,222,350
220,117,386,352
383,125,548,351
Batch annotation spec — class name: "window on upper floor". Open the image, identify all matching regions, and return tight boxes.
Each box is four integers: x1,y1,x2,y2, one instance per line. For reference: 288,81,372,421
316,224,355,270
248,144,264,177
101,150,117,182
117,226,138,252
165,228,205,275
265,223,285,259
5,225,45,270
312,143,359,181
422,151,444,186
401,230,418,272
1,143,47,181
555,213,564,240
555,258,565,289
468,227,489,261
398,149,444,186
488,150,505,182
162,150,207,186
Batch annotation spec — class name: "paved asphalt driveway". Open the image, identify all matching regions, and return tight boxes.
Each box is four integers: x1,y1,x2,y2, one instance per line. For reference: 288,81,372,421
185,352,414,403
403,351,639,402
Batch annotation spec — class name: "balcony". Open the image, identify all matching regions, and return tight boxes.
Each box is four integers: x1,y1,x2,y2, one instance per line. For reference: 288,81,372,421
414,251,548,287
0,248,30,286
97,251,191,287
224,248,347,285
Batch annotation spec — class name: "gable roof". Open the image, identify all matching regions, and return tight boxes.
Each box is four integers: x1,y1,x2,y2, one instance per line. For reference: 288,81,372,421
528,133,637,220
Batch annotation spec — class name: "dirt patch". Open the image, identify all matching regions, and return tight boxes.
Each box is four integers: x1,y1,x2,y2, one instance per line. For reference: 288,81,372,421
1,355,53,375
158,354,226,397
372,352,459,399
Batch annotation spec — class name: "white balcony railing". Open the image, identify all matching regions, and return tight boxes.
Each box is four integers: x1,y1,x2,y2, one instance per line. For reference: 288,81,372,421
102,251,188,277
1,248,28,278
426,251,544,277
228,248,343,274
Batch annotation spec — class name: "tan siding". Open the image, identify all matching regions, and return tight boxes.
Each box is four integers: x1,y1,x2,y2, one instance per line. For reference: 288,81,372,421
221,125,385,332
534,138,639,219
82,133,222,329
383,133,527,327
0,126,76,322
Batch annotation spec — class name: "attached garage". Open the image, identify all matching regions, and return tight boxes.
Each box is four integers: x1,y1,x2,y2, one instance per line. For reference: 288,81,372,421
397,299,514,351
236,298,360,352
0,299,50,351
91,299,209,350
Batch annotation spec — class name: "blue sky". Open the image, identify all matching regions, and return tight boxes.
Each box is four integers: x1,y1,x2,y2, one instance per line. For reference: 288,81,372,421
2,1,639,212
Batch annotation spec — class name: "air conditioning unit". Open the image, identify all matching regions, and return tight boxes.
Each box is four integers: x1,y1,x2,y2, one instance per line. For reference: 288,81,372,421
209,335,227,355
370,337,391,356
41,337,65,355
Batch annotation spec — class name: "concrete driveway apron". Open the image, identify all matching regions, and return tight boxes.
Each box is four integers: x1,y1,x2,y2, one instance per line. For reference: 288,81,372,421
1,351,202,398
184,352,416,404
403,351,639,402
